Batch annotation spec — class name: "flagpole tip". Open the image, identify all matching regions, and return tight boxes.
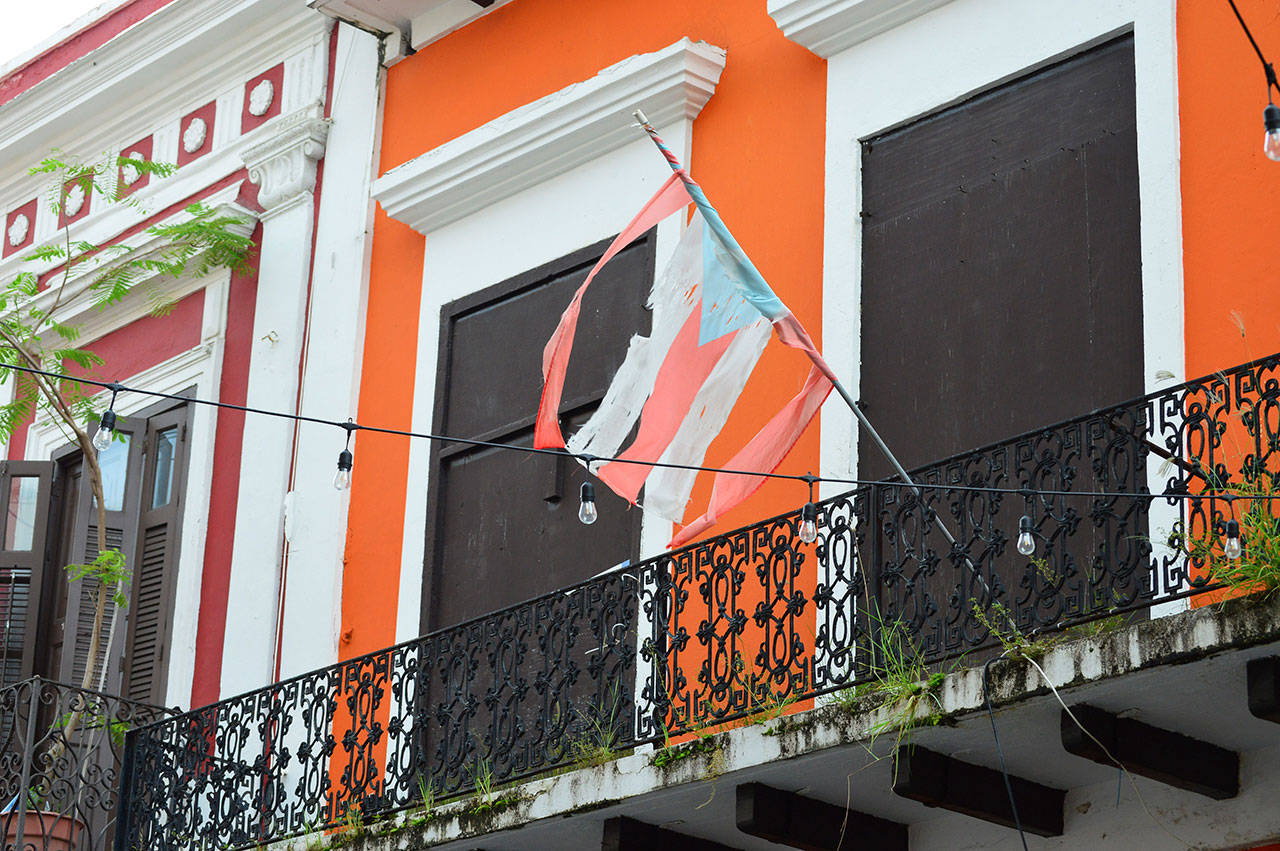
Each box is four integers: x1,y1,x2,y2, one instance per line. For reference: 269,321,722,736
633,109,649,126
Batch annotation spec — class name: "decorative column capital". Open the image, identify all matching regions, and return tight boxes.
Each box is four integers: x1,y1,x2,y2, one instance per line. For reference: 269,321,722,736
243,110,330,217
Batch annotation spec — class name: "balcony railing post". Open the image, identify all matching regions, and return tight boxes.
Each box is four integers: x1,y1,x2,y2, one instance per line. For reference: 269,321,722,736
113,726,138,851
868,485,886,677
650,561,672,740
14,676,41,851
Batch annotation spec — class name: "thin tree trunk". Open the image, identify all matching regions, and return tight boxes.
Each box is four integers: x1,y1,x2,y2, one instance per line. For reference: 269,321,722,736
0,334,121,752
80,451,111,691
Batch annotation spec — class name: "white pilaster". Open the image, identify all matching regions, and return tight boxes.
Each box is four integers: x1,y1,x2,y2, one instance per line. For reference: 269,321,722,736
277,24,381,680
220,110,329,696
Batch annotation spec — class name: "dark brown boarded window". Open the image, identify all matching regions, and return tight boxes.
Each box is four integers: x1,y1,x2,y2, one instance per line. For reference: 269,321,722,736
422,233,653,631
859,35,1143,477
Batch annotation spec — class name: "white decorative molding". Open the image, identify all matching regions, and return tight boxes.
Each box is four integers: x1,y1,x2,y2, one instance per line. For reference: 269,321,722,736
182,117,209,153
767,0,956,58
0,0,328,194
248,78,275,116
7,214,28,246
120,151,145,186
243,109,330,216
373,37,725,235
25,340,220,461
63,183,86,217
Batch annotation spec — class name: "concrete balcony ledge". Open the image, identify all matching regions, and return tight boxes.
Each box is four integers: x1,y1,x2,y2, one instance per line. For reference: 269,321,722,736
278,594,1280,850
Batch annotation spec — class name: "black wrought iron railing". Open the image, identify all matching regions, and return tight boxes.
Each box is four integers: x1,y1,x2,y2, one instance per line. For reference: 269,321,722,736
1,677,173,851
117,353,1280,850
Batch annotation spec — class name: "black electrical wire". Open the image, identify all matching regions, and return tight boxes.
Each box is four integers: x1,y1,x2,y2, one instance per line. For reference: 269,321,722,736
1228,0,1280,98
983,656,1030,851
3,358,1275,505
0,359,827,485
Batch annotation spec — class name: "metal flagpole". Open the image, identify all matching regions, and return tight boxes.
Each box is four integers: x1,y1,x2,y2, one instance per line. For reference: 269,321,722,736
631,110,979,573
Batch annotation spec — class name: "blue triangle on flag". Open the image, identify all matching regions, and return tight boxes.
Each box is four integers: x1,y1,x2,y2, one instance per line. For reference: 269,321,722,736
699,224,757,346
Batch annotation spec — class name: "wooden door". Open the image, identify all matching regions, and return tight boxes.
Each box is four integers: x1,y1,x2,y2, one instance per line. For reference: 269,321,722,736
858,36,1147,650
423,233,654,631
41,397,190,700
51,421,144,693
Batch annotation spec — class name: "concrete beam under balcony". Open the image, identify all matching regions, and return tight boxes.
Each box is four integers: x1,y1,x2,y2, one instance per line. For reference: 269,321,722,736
274,594,1280,851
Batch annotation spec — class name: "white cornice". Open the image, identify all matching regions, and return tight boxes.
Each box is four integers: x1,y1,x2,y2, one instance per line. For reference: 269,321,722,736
306,0,407,64
0,103,322,291
0,105,324,288
0,0,327,171
306,0,514,57
767,0,956,58
373,38,725,235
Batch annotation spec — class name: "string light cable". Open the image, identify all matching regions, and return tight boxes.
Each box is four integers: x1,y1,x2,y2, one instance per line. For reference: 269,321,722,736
3,359,1273,525
983,652,1029,851
1227,0,1280,161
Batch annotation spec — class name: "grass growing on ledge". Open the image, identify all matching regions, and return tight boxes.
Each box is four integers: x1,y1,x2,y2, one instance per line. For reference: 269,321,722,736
650,731,719,769
567,684,627,770
1170,478,1280,597
970,599,1061,662
465,791,524,815
746,684,801,736
825,610,958,777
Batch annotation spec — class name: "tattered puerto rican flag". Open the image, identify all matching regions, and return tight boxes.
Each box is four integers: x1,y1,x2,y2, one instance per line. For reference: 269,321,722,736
535,128,837,548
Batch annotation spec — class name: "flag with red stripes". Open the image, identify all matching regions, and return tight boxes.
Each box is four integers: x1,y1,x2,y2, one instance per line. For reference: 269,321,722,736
536,153,834,547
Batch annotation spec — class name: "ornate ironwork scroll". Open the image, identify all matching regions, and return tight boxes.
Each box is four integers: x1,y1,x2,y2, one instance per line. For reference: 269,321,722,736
119,353,1280,851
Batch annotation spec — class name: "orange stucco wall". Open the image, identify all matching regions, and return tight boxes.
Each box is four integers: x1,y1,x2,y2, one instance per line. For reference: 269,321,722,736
1179,0,1280,374
1178,1,1280,603
342,209,425,654
344,0,826,657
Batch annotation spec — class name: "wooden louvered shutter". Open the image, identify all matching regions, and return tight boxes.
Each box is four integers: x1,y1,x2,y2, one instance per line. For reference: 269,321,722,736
0,461,55,689
121,405,189,705
57,424,144,693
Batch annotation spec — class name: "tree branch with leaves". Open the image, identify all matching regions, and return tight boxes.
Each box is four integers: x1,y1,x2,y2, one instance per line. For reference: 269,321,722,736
0,153,252,701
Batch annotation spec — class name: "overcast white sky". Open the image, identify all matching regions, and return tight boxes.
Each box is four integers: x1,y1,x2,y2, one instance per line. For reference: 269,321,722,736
1,1,115,71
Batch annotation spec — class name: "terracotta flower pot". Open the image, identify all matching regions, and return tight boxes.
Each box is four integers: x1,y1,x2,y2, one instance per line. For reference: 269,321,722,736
3,811,85,851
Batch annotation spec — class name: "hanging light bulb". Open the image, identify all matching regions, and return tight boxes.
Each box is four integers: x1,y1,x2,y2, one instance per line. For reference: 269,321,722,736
334,448,353,491
1266,104,1280,162
91,409,116,452
1016,515,1036,556
1224,519,1243,560
578,482,598,525
799,502,819,544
